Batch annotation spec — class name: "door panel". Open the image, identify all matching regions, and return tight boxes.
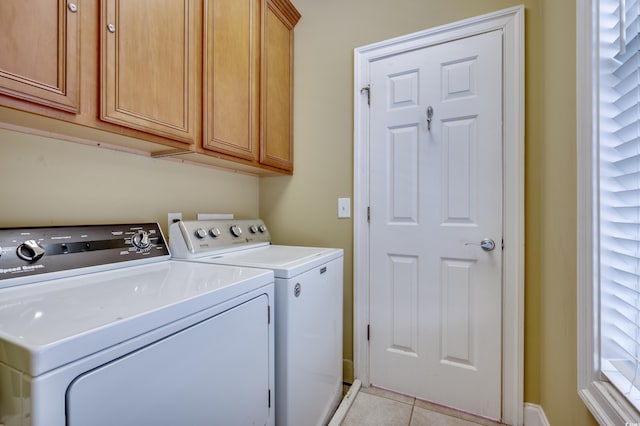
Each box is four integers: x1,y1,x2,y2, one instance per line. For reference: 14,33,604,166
260,1,296,171
101,0,199,144
203,0,260,161
369,30,503,420
0,0,79,112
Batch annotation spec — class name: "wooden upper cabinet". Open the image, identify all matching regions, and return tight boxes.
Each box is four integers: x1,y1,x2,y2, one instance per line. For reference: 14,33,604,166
101,0,200,145
203,0,261,161
204,0,299,172
203,0,260,161
0,0,80,112
260,0,300,172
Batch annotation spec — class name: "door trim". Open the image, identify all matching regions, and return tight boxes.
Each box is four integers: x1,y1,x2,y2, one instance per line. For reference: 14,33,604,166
353,6,524,425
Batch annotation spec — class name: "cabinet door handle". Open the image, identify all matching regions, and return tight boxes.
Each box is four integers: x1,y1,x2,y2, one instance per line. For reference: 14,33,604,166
68,3,78,13
107,23,116,33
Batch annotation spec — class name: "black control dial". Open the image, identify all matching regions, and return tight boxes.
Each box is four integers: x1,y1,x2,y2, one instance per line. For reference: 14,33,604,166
16,240,46,262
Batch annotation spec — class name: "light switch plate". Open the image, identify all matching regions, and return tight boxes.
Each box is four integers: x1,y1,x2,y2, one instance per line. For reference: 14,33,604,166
338,198,351,218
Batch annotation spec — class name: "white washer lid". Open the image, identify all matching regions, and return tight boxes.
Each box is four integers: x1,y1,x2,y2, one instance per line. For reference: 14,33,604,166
0,261,273,376
195,245,344,278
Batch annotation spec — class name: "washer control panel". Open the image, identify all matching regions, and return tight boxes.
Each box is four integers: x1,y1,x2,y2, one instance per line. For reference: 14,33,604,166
169,219,271,258
0,223,170,287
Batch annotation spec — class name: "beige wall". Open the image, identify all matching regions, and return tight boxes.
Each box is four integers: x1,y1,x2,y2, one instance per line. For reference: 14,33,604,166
0,1,599,424
0,128,259,231
260,0,597,424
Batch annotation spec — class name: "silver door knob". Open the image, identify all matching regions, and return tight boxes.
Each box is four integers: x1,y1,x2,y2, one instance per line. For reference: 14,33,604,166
480,238,496,251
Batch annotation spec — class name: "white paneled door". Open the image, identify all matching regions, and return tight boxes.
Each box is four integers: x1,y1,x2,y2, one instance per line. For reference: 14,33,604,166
369,30,503,420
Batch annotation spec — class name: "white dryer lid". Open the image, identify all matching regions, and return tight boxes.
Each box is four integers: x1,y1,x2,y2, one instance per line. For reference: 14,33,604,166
0,261,273,376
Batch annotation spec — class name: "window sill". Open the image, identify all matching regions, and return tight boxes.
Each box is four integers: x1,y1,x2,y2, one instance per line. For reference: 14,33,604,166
580,380,640,425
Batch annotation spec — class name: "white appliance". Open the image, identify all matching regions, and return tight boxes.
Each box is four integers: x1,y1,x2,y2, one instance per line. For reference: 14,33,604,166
0,223,275,426
170,219,344,426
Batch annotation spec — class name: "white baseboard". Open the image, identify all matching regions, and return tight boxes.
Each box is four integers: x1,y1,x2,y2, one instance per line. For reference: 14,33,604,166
524,403,550,426
328,379,361,426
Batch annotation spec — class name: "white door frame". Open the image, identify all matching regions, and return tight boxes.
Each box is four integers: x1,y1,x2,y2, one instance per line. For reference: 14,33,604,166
353,6,525,425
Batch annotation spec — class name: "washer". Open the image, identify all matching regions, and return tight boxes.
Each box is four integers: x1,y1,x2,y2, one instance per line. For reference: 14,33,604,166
170,219,344,426
0,223,275,426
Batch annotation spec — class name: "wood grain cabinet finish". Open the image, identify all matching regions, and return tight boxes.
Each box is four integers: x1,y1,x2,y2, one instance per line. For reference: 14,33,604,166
203,0,261,161
0,0,80,112
204,0,299,173
0,0,299,175
101,0,200,145
260,0,299,172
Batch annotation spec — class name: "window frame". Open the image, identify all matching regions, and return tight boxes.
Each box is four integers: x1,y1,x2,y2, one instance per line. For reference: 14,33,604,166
577,0,640,423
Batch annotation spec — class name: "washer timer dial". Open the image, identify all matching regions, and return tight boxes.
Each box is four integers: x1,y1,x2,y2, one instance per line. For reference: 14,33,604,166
230,225,243,238
132,230,151,250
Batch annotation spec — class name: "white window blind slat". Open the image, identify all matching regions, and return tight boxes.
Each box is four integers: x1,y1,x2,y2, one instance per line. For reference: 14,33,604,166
600,0,640,412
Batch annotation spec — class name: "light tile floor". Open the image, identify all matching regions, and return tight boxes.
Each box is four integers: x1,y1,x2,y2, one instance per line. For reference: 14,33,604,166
340,386,505,426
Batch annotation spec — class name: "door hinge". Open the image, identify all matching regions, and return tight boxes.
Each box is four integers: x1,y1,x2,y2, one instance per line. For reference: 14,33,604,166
367,206,370,223
367,324,370,341
268,389,271,408
268,305,271,324
360,84,371,105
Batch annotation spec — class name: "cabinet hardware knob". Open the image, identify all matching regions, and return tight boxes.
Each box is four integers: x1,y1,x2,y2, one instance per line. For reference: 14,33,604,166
68,3,77,12
107,23,116,33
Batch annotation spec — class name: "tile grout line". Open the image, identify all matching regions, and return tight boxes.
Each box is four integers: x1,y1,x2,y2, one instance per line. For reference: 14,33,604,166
408,399,416,426
359,386,502,426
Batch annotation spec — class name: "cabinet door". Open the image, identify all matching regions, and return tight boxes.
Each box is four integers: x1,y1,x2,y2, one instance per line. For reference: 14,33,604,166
260,0,299,172
203,0,260,161
0,0,79,112
101,0,199,145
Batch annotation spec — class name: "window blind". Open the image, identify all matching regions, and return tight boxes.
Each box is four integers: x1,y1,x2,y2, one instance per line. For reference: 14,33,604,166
600,0,640,409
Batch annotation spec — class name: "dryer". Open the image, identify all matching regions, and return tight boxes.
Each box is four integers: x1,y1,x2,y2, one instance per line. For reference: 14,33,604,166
170,219,343,426
0,223,275,426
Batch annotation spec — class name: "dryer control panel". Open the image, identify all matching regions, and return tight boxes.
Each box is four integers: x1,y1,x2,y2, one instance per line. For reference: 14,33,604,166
169,219,271,258
0,223,170,289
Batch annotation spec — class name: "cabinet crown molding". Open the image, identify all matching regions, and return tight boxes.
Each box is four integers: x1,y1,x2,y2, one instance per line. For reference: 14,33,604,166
269,0,301,27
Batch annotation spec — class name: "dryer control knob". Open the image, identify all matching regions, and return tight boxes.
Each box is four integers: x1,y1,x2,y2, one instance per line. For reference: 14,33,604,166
249,225,258,234
209,227,221,238
195,228,207,239
230,225,243,238
258,224,267,233
16,240,45,262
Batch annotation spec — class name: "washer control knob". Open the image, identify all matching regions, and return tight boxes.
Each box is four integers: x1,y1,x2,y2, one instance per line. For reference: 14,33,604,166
230,225,243,238
195,228,207,239
209,227,221,238
249,225,258,234
132,230,151,249
16,240,45,262
258,224,267,233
